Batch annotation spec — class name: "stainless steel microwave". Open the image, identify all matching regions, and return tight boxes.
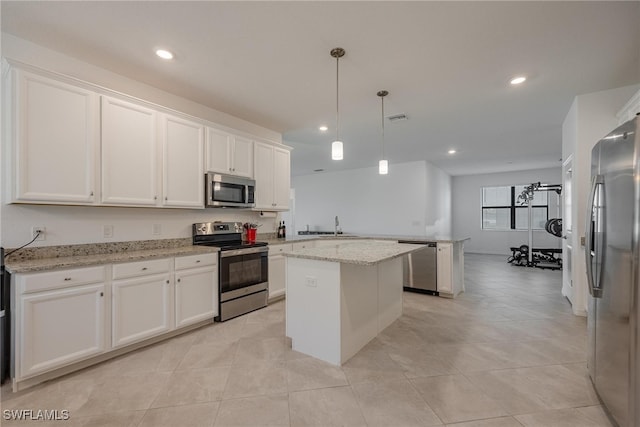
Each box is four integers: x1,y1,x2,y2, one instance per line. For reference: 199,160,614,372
205,173,255,208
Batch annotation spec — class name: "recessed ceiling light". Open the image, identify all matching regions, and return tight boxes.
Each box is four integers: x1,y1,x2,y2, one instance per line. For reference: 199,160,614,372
448,149,457,155
510,76,526,85
155,49,174,60
319,126,328,132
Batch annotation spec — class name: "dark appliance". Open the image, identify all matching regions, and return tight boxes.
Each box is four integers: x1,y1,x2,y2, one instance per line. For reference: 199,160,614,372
1,247,10,384
193,222,268,321
205,173,256,208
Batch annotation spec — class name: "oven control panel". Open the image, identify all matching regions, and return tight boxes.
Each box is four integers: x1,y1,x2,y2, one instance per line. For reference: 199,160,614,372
193,222,243,236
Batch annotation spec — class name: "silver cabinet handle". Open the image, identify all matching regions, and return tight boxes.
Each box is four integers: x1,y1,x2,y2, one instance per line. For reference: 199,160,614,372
64,277,72,281
177,278,181,283
90,191,94,196
100,292,104,297
165,196,168,201
195,260,201,263
166,280,169,284
141,267,148,271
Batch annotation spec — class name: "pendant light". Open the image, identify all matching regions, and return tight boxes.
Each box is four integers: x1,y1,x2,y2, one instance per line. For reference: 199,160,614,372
330,48,345,160
377,90,389,175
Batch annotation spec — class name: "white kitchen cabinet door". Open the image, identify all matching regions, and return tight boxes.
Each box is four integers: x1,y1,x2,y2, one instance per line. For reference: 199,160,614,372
175,265,218,328
268,254,287,300
12,69,99,204
231,135,254,178
254,142,275,209
437,243,453,294
101,96,158,206
253,142,290,211
112,273,172,347
19,283,106,378
205,127,232,175
161,114,205,208
205,128,253,178
273,147,291,209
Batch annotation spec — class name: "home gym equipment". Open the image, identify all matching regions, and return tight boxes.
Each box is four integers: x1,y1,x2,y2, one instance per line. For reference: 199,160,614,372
507,182,563,270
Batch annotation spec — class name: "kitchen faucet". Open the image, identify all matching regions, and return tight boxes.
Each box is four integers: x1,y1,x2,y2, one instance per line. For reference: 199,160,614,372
334,216,340,236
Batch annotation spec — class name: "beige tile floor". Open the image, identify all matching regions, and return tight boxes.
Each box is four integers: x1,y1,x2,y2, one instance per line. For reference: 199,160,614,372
0,254,614,426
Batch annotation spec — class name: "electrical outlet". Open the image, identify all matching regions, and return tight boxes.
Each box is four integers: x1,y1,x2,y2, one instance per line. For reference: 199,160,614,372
152,224,162,235
31,226,45,241
305,276,317,287
103,225,114,238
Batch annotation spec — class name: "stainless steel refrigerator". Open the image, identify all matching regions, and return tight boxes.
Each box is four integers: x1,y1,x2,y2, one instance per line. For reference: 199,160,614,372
586,115,639,427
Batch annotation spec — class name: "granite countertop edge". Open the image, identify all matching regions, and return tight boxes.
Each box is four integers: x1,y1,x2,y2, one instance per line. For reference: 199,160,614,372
6,245,219,274
283,242,426,266
262,234,470,245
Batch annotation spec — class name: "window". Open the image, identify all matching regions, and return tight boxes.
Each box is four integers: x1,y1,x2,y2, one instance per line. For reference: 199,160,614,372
482,185,548,230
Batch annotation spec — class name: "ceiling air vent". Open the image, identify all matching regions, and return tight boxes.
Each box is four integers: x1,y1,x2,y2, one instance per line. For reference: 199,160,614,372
386,113,408,123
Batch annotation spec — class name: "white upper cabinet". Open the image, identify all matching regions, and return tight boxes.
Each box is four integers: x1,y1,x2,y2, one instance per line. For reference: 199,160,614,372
254,141,290,210
205,127,253,178
161,114,205,208
6,64,277,210
101,96,158,206
10,69,99,204
273,146,291,209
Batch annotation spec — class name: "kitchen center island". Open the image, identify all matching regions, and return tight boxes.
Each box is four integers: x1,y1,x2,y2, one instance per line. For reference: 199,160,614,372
284,240,425,366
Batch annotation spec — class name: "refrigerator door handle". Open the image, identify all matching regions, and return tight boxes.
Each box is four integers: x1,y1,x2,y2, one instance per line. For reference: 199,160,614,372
585,174,604,298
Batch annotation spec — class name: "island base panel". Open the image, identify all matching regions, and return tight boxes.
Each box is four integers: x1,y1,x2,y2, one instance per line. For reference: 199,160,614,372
286,257,403,366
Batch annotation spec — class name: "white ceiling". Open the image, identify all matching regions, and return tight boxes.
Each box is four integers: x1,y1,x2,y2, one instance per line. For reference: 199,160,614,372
2,1,639,176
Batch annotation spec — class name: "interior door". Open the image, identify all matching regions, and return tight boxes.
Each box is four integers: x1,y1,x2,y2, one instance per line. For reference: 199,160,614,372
562,156,573,301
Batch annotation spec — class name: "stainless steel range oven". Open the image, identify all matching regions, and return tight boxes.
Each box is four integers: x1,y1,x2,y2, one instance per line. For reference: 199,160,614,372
193,222,268,321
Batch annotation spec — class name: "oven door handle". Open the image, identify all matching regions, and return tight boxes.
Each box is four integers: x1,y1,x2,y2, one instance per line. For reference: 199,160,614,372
221,247,268,258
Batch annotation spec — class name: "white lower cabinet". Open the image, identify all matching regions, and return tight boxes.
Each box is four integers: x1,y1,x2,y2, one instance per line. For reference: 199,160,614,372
268,243,292,300
13,253,219,389
175,254,218,328
436,242,465,297
111,272,172,348
268,242,315,300
17,267,107,378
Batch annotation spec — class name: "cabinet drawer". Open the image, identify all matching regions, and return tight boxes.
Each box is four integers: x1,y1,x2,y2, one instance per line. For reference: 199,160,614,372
113,258,171,280
19,266,106,294
292,242,314,251
175,253,217,270
269,244,293,255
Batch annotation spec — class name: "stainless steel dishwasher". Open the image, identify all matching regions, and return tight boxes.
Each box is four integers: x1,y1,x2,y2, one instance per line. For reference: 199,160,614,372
399,241,438,295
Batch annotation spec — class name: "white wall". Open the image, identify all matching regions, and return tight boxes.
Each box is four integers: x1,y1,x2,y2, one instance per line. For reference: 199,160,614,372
562,84,640,316
0,34,283,248
292,160,451,237
452,167,562,255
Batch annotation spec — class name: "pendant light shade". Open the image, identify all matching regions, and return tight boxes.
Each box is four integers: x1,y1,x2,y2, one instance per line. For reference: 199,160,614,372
378,159,388,175
332,140,343,160
330,48,345,160
377,90,389,175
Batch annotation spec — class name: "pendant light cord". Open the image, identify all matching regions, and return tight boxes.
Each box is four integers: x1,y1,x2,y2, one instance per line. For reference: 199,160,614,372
336,55,340,142
381,95,385,159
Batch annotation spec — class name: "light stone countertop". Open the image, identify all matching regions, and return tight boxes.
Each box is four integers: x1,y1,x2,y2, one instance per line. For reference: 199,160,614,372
282,240,426,266
6,244,219,274
259,234,469,245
